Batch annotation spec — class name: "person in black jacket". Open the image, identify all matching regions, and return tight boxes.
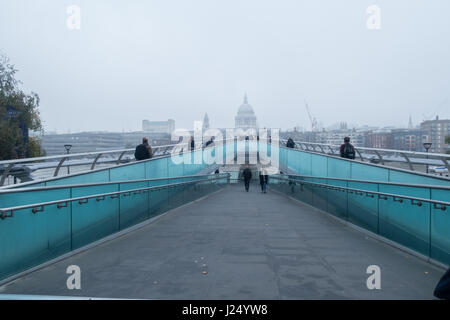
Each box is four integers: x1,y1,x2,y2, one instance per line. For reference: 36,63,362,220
189,136,195,151
340,137,355,159
434,267,450,300
242,165,252,192
134,137,152,161
259,166,269,193
286,138,295,148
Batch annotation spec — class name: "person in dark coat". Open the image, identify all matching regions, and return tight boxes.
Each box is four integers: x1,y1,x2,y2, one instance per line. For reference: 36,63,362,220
286,138,295,148
134,137,152,161
340,137,355,159
205,137,214,148
434,267,450,300
190,136,195,151
259,166,268,193
242,165,252,192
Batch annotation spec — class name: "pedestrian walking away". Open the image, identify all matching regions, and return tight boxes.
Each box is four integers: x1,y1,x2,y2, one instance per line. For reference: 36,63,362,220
242,165,252,192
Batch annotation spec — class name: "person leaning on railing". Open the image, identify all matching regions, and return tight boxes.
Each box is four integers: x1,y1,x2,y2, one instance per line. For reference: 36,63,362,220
286,138,295,148
134,137,153,161
340,137,356,160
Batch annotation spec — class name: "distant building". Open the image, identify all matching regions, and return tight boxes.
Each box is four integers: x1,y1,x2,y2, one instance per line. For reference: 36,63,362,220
235,94,258,130
365,132,392,149
316,130,365,147
391,129,426,152
420,116,450,153
202,113,210,131
142,119,175,134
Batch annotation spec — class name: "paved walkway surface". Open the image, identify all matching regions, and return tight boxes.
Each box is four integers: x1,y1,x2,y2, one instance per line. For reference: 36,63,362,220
0,184,445,299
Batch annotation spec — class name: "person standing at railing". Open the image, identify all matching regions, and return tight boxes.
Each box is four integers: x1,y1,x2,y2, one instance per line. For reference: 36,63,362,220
134,137,152,161
242,164,252,192
205,137,214,148
286,138,295,148
340,137,355,160
190,136,195,151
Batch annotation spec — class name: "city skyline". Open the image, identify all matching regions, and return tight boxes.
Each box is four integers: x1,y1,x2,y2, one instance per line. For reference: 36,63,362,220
1,0,450,133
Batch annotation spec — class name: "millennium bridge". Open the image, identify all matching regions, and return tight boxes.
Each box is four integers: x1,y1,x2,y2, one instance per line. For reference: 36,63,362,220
0,139,449,299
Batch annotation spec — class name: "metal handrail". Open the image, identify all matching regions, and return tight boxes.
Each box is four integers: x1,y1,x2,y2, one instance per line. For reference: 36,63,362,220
275,173,450,190
280,139,450,173
0,144,174,166
270,175,449,209
281,139,450,158
0,139,236,187
0,173,230,194
0,173,230,219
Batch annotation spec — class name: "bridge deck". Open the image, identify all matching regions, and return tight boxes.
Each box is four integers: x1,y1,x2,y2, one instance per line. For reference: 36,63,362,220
0,184,444,299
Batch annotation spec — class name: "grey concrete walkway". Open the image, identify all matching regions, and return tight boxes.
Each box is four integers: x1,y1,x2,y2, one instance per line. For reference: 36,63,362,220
0,184,445,299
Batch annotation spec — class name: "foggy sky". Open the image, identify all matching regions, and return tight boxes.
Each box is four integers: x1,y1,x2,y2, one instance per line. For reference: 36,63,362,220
1,0,450,133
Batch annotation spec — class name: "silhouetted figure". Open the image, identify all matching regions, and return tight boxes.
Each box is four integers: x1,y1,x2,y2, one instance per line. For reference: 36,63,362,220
190,136,195,151
340,137,355,159
259,167,268,193
434,267,450,300
242,165,252,192
135,137,152,161
205,137,214,148
286,138,295,148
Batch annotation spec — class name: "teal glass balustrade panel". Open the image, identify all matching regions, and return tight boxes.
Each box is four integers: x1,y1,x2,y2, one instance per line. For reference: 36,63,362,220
430,189,450,265
168,183,188,211
291,178,307,204
311,154,328,177
378,185,431,256
297,177,313,206
326,179,348,220
389,170,450,187
184,149,206,176
0,188,71,208
44,170,110,186
279,147,288,172
347,181,378,233
311,177,328,213
71,184,120,250
149,178,169,187
146,157,168,179
118,182,150,229
149,187,169,217
167,177,192,210
285,148,298,173
327,157,351,179
351,162,389,182
0,189,71,281
168,157,185,177
298,151,312,175
285,148,300,174
110,161,146,181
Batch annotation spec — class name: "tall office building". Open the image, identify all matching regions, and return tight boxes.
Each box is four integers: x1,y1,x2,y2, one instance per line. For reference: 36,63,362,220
420,116,450,153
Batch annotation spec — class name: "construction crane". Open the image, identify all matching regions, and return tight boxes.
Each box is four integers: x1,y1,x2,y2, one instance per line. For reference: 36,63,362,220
304,99,318,131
